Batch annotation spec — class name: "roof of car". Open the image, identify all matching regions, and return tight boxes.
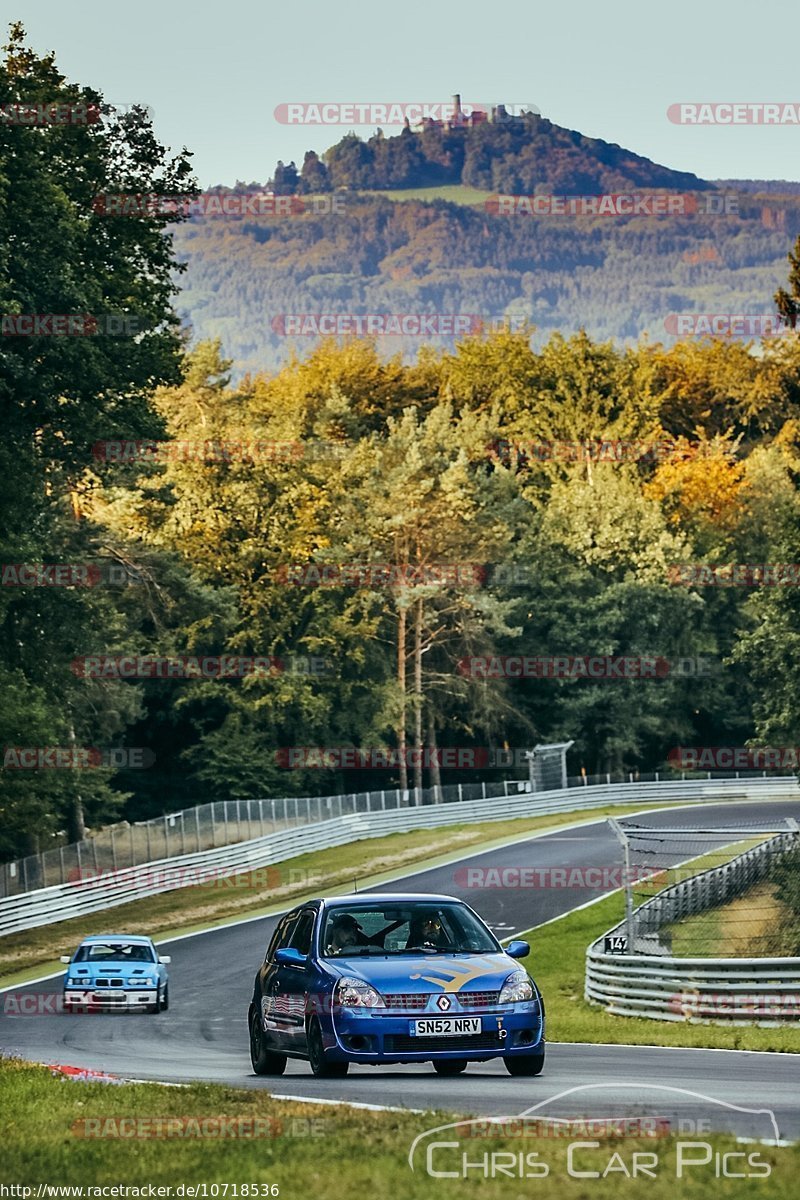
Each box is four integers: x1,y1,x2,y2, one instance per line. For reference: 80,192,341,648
320,893,459,906
79,934,154,944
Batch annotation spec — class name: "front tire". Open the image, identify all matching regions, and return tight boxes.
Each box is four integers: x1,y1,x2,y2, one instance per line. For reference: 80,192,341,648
504,1048,545,1076
249,1007,288,1075
307,1017,349,1078
159,984,170,1012
433,1059,468,1075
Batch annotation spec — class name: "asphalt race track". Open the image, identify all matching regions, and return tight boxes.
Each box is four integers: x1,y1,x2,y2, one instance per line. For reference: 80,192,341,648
2,799,799,1139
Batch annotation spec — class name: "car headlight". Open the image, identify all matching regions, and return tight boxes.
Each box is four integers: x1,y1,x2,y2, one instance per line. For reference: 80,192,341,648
128,977,157,986
334,976,385,1009
499,970,534,1004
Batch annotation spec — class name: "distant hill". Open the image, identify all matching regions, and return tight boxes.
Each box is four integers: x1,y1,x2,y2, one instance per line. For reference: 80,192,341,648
171,121,800,376
273,113,715,196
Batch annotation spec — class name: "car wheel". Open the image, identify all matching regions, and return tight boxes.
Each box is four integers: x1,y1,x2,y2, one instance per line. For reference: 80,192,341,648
504,1049,545,1076
307,1017,348,1078
160,984,169,1012
249,1007,288,1076
433,1059,468,1075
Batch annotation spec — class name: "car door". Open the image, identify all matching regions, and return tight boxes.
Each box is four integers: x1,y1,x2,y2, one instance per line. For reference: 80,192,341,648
274,908,316,1052
259,911,301,1049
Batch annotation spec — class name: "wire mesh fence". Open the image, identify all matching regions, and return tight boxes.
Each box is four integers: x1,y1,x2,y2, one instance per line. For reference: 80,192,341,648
612,818,800,957
2,766,795,900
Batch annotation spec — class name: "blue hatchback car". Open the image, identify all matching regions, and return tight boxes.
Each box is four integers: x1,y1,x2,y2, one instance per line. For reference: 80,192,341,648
61,934,171,1013
248,893,545,1077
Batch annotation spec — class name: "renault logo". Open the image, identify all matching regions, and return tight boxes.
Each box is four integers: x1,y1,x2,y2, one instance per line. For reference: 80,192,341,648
435,995,451,1011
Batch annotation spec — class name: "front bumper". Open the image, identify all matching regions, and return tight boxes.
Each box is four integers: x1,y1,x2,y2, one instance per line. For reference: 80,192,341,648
327,1004,543,1063
63,988,158,1011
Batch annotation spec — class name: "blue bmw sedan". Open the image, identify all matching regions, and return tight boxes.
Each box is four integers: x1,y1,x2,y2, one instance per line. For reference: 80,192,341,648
248,893,545,1077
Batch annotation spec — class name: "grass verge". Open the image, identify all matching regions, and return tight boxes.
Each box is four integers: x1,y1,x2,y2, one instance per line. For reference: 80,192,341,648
516,890,800,1052
1,1057,796,1198
0,803,653,984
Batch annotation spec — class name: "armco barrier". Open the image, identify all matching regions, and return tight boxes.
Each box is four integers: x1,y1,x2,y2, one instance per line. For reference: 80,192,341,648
586,829,800,1024
1,776,796,938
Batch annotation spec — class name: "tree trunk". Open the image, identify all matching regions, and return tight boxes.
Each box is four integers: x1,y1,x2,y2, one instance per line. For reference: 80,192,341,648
428,709,442,802
67,725,87,842
413,599,423,802
397,605,408,791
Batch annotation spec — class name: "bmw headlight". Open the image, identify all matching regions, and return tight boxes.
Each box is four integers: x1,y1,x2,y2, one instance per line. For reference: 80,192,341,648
128,977,157,986
499,970,534,1004
334,976,385,1008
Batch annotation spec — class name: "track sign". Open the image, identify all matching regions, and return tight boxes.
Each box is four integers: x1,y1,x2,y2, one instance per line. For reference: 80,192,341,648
604,934,628,954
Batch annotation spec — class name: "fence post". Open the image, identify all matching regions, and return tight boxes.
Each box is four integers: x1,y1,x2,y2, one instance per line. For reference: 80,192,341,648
129,823,135,867
59,845,66,885
196,807,202,850
180,812,186,854
380,790,386,811
111,827,117,872
92,839,99,871
608,819,635,954
259,800,265,837
458,784,463,803
210,805,217,848
271,799,276,832
165,813,170,857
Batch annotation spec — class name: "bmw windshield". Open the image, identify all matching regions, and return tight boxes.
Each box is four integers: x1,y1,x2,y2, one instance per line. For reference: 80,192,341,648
320,903,500,957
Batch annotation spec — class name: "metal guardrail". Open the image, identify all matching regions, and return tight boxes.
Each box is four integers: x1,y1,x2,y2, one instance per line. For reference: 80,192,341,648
3,768,795,899
586,829,800,1024
1,775,796,938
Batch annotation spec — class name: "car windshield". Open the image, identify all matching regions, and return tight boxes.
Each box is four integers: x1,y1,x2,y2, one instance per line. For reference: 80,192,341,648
320,902,499,957
73,943,156,963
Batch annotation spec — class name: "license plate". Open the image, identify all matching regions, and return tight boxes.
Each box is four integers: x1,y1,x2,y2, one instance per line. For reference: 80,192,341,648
412,1017,482,1037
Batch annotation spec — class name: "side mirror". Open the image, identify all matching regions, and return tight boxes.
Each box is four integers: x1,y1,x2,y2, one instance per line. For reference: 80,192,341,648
506,940,530,960
158,955,171,965
276,947,307,968
59,955,71,964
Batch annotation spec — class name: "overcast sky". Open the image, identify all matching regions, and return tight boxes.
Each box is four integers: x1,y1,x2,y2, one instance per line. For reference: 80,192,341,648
11,1,800,187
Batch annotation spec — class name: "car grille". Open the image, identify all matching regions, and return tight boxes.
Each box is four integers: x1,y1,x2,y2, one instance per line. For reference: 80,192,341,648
94,979,124,987
385,1032,504,1053
383,993,429,1010
383,990,501,1011
458,990,501,1009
